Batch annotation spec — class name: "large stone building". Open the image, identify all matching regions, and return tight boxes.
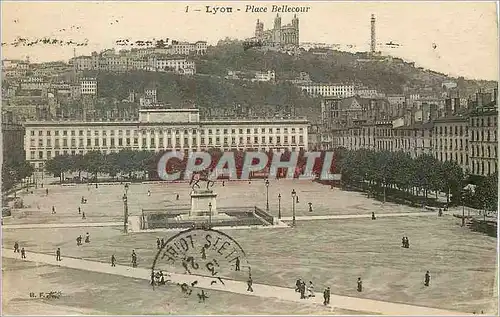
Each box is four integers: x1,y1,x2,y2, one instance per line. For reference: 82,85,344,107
326,91,498,177
300,83,355,98
23,108,309,169
254,14,299,47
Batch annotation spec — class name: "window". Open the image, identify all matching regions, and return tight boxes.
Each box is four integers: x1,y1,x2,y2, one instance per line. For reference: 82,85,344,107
87,139,91,146
30,131,35,136
79,130,84,136
103,139,107,146
71,131,76,136
63,131,68,136
38,151,43,159
63,139,68,147
95,138,99,146
39,131,43,136
119,139,123,146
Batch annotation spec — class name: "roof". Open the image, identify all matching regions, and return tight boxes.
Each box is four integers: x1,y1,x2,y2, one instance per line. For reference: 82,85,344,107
433,115,468,123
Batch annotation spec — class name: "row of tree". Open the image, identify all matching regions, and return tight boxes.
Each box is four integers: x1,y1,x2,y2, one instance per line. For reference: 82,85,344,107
336,148,497,212
1,154,34,193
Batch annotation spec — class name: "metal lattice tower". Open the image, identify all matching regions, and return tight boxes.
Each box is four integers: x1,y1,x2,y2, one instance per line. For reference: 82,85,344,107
370,14,376,54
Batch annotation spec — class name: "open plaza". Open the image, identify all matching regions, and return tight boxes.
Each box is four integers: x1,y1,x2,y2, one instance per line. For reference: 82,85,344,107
2,178,498,315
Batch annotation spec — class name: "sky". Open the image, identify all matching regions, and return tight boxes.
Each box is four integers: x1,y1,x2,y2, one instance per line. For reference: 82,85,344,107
1,1,498,80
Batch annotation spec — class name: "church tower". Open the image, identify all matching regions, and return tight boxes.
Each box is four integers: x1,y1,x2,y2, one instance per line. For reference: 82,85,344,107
255,19,264,38
292,14,299,45
273,14,282,46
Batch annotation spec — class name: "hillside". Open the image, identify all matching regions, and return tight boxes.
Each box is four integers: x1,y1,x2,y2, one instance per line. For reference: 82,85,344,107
195,40,496,95
91,71,322,121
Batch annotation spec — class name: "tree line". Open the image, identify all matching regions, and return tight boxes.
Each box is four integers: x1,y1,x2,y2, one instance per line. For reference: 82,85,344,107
336,148,497,212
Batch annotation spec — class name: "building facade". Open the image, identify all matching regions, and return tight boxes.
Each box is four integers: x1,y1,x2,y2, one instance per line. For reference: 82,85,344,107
254,14,299,47
300,83,355,98
80,78,98,95
469,103,498,176
23,108,309,169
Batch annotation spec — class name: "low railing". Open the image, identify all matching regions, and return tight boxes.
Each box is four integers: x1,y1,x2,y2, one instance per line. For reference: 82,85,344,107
254,206,275,225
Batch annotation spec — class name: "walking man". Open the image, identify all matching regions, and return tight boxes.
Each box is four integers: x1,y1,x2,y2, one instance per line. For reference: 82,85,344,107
76,236,81,246
308,281,315,297
111,254,116,267
247,274,254,292
85,232,90,243
156,238,161,249
148,190,151,197
52,206,56,214
424,271,430,286
372,211,376,220
14,241,19,253
131,250,137,268
46,188,49,196
235,257,240,271
295,279,301,292
300,281,306,299
357,277,363,292
21,247,26,259
56,248,61,261
161,238,165,248
82,212,86,219
176,194,179,200
323,287,330,305
308,202,313,212
405,236,410,248
78,206,81,214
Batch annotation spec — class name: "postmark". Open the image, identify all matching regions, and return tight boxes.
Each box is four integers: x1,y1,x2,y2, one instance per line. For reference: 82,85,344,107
151,228,251,299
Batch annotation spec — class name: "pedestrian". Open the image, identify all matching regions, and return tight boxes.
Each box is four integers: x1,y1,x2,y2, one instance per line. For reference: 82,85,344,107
372,211,376,220
14,241,19,253
81,196,85,204
85,232,90,243
95,183,98,189
308,202,313,212
176,194,179,200
438,208,443,217
295,279,301,292
161,238,165,248
247,275,254,292
159,271,165,285
21,247,26,259
148,190,151,197
296,196,299,203
56,248,61,261
308,281,315,297
132,250,137,268
151,271,156,286
235,257,240,271
222,181,225,187
424,271,430,286
111,254,116,267
156,238,161,249
300,281,306,299
357,277,363,292
323,287,330,305
46,188,49,195
76,236,80,246
402,236,406,248
405,236,410,248
78,206,81,214
82,212,86,219
52,206,56,214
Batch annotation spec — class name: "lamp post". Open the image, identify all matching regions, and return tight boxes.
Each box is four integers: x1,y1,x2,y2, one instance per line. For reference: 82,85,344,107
208,202,212,228
291,189,296,227
123,183,129,233
461,190,465,227
278,193,281,219
265,179,270,211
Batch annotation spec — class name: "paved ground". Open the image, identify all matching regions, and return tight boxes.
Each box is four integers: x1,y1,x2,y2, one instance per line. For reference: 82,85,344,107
4,178,496,315
2,249,469,315
5,179,432,225
2,211,440,230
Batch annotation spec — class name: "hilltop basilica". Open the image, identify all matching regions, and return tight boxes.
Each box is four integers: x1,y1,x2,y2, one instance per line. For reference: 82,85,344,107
253,14,300,47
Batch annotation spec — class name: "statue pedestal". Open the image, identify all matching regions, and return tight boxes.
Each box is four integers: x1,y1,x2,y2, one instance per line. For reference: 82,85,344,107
190,189,217,217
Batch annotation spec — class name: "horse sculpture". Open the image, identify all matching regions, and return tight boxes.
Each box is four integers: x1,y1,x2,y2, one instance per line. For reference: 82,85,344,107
189,170,215,191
